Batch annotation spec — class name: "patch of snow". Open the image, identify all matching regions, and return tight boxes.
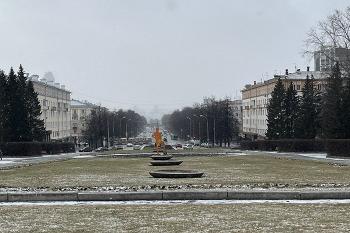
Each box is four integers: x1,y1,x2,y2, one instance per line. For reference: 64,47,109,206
297,153,327,159
73,155,95,159
0,161,13,164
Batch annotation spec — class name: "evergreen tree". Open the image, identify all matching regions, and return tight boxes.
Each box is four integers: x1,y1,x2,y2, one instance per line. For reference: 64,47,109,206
26,80,46,141
283,82,299,138
340,77,350,138
321,62,343,139
266,78,285,139
295,75,318,139
5,68,19,141
0,71,7,142
16,65,30,141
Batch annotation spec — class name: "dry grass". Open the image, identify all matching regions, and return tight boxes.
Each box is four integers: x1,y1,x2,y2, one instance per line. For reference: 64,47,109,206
0,203,350,232
1,155,350,189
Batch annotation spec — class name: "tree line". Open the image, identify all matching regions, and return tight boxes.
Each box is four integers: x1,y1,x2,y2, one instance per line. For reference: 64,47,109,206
267,63,350,139
83,107,147,148
0,65,46,142
162,97,239,146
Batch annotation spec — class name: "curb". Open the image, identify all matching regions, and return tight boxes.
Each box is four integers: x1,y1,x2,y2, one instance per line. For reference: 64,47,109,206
2,190,350,202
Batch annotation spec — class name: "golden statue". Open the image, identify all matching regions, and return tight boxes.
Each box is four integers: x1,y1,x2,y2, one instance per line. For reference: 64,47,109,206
152,128,165,154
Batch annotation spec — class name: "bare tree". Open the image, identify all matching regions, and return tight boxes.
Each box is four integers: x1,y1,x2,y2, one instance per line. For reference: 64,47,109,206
305,7,350,75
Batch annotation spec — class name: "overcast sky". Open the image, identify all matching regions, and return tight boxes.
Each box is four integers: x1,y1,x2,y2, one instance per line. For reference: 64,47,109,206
0,0,349,118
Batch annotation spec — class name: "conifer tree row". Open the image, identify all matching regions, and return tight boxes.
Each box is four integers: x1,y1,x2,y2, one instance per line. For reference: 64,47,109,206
0,65,46,142
267,62,350,140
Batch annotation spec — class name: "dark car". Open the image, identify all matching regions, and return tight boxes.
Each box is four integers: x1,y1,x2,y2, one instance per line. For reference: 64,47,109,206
79,147,93,152
115,145,124,150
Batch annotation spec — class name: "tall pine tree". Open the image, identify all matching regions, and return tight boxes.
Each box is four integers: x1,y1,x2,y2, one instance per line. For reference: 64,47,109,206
0,71,7,142
5,68,20,141
295,75,318,139
321,62,343,139
266,78,286,139
283,82,299,138
16,65,30,141
340,77,350,138
26,80,46,141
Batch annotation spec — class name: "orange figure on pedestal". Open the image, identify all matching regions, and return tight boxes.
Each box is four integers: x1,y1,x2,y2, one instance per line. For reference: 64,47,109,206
152,128,165,154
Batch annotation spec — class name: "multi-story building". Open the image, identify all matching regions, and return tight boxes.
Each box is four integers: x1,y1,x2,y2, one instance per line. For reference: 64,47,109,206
229,99,243,135
314,47,350,72
241,68,327,139
29,74,71,141
70,99,97,144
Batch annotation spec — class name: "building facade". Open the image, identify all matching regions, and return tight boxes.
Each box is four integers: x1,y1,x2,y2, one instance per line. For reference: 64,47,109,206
29,75,71,141
241,69,327,139
314,47,350,72
70,99,97,144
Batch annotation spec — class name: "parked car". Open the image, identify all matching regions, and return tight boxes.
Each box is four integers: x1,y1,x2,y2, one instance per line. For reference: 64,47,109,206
95,147,108,152
79,146,93,152
126,143,133,147
115,145,124,150
183,144,194,150
175,144,183,148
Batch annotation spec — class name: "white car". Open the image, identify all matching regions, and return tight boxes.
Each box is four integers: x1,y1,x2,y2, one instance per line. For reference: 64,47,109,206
126,143,133,147
183,144,194,150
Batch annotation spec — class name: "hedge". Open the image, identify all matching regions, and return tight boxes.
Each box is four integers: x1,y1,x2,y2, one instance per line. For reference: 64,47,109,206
240,139,350,157
326,139,350,157
0,142,75,157
240,139,326,152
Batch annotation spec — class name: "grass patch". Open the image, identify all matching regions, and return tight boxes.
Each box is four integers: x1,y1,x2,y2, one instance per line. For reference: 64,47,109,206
1,155,350,189
0,203,350,232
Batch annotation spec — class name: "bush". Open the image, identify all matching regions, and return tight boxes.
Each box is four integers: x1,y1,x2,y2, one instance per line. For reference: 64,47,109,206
0,142,76,157
240,139,326,152
326,139,350,157
0,142,42,157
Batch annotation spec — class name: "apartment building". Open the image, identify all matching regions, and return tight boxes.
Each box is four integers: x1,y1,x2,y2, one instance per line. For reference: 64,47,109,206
314,47,350,72
29,74,71,141
71,99,97,144
241,68,327,139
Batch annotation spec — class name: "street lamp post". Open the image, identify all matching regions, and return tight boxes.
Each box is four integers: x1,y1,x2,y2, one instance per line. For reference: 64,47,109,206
193,115,201,143
107,116,110,147
200,115,209,146
213,118,216,147
122,117,131,140
186,116,192,139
